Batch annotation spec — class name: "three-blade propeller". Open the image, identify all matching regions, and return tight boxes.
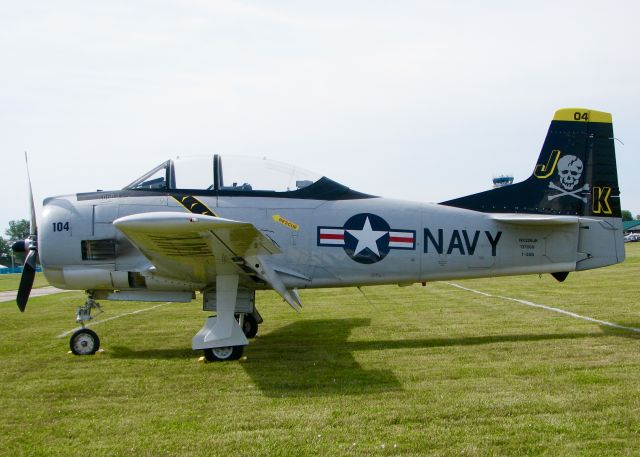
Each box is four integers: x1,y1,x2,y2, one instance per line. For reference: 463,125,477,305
13,153,38,312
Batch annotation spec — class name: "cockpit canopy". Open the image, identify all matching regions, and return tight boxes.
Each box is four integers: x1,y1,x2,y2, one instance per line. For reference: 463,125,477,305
125,155,321,193
123,154,373,200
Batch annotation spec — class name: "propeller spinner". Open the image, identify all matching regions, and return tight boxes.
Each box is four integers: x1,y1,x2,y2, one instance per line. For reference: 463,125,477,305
14,152,38,312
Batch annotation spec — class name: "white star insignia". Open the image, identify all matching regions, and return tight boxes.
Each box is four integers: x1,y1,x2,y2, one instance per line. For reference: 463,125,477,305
346,216,387,256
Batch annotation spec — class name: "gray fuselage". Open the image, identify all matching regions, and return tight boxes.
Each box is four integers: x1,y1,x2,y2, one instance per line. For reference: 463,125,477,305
38,192,623,294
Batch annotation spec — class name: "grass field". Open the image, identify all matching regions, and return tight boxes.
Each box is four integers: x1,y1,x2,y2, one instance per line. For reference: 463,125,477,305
1,245,639,456
0,272,48,292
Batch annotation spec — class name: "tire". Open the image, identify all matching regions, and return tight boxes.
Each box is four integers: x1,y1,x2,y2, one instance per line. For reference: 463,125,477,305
70,328,100,355
203,345,244,362
241,314,259,339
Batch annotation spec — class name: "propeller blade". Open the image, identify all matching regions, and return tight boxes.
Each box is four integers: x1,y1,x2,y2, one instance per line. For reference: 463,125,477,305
25,152,38,236
17,153,39,312
17,250,37,312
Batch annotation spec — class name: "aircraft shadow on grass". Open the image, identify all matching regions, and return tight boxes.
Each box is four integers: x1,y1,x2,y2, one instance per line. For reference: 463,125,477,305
239,318,401,397
107,318,616,398
238,318,603,398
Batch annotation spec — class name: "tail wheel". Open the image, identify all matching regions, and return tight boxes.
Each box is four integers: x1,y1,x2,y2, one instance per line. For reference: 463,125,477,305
70,328,100,355
203,345,244,362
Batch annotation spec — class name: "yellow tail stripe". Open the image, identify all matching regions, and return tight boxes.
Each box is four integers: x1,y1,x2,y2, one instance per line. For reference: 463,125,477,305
553,108,612,123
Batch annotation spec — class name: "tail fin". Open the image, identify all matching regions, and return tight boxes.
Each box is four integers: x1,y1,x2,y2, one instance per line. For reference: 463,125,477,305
442,108,621,218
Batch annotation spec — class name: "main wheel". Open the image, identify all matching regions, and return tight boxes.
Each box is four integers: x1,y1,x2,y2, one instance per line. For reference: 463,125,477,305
69,328,100,355
240,314,259,338
203,345,244,362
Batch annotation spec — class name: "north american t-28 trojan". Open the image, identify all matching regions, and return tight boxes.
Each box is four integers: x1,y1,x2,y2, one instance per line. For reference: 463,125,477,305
13,108,624,361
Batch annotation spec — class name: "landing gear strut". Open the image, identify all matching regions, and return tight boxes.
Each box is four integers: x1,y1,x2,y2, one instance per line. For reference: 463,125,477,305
76,296,102,323
70,296,103,356
193,274,248,362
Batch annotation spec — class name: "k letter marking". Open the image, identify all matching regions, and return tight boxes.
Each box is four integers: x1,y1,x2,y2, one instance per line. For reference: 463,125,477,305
592,187,612,215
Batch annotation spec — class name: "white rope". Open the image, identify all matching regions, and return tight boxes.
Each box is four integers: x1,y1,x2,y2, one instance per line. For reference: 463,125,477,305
445,282,640,334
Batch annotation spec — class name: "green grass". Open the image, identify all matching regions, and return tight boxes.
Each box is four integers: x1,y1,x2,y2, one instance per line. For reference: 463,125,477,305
1,244,639,456
0,272,48,292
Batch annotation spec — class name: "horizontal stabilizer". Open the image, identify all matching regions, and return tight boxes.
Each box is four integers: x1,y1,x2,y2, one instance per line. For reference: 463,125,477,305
491,214,579,226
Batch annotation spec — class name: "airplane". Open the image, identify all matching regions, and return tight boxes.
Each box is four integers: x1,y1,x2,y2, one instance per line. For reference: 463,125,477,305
12,108,624,362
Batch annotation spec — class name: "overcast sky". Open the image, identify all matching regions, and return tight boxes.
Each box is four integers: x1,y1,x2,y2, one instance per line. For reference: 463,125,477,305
1,0,639,234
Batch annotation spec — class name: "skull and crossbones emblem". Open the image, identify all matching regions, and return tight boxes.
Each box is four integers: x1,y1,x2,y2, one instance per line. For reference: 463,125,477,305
547,154,589,202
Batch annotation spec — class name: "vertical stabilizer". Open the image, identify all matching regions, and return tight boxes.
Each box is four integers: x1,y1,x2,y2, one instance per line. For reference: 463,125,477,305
442,108,621,218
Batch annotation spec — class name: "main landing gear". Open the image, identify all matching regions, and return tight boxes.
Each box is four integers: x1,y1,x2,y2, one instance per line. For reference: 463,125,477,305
200,313,259,362
193,274,260,362
237,312,259,339
70,296,102,356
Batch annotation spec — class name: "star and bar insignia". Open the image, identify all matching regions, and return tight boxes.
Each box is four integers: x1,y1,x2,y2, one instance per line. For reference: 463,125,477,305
317,213,415,264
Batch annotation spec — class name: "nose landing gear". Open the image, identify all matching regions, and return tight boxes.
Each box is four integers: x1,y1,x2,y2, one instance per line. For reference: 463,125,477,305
70,296,103,356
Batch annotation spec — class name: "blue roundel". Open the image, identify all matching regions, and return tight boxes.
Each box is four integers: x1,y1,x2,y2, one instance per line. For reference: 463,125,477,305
343,213,391,264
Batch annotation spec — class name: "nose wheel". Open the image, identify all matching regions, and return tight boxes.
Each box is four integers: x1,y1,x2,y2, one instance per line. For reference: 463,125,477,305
70,328,100,355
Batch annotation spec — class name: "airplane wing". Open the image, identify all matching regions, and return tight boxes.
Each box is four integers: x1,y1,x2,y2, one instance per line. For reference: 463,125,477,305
113,212,302,309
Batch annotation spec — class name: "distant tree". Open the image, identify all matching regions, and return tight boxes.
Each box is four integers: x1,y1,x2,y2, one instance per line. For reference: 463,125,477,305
622,210,633,221
0,237,11,266
4,219,30,266
5,219,30,242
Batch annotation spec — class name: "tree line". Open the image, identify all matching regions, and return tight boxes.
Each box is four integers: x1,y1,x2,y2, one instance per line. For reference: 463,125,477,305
0,219,30,268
